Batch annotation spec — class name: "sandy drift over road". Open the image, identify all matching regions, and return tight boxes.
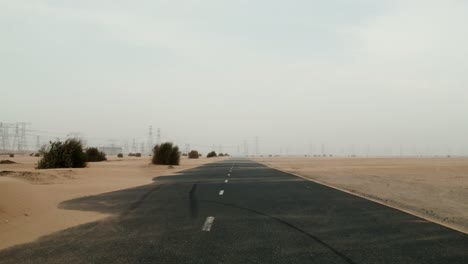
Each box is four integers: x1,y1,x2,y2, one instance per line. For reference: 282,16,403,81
0,155,221,250
256,157,468,234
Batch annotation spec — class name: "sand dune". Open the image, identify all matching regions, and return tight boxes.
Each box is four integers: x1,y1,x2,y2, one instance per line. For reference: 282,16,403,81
0,154,220,250
256,157,468,234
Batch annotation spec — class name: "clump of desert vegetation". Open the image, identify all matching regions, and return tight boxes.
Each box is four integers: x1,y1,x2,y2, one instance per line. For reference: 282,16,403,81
0,160,16,164
117,153,123,158
37,139,87,169
207,151,217,158
188,150,199,159
9,153,14,158
85,147,107,162
128,153,135,157
152,142,180,165
135,153,142,157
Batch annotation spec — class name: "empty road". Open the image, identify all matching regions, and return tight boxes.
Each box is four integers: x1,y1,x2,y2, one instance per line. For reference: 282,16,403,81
0,159,467,263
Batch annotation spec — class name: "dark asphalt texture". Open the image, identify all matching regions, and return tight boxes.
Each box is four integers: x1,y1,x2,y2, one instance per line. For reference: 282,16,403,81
0,159,467,264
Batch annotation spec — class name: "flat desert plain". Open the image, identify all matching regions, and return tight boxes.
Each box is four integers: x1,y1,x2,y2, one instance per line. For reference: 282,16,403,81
256,157,468,234
0,154,221,250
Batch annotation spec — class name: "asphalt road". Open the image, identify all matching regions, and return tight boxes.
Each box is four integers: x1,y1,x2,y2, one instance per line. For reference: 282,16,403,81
1,159,467,264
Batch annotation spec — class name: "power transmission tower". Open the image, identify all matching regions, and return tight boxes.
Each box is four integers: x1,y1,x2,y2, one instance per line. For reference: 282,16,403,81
255,136,259,156
185,144,190,154
218,144,222,154
147,126,154,154
124,140,129,154
0,122,7,151
12,124,19,151
157,128,161,144
36,136,40,151
19,123,27,151
140,143,145,154
132,139,137,153
243,140,248,156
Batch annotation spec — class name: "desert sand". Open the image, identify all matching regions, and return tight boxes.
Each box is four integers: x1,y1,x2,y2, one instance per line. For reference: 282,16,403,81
3,156,467,250
255,157,468,234
0,154,221,250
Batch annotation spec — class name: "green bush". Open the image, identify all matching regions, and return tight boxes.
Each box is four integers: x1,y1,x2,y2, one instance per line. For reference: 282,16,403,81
152,142,180,165
219,153,224,157
37,139,87,169
85,147,107,162
188,150,199,159
207,151,217,158
117,153,123,158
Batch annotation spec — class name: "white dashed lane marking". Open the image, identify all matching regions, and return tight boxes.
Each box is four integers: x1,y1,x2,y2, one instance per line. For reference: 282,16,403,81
219,190,224,195
225,180,228,183
202,216,215,231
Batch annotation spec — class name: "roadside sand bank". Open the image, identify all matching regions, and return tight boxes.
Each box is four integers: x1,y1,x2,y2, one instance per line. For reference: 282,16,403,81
256,157,468,234
0,155,220,249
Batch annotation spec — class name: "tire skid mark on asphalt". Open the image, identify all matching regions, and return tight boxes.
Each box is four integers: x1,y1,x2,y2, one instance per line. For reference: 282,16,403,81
200,199,357,264
121,184,163,218
189,183,199,217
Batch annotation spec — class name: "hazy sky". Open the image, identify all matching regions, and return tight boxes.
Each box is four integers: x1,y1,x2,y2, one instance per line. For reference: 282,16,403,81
2,1,468,156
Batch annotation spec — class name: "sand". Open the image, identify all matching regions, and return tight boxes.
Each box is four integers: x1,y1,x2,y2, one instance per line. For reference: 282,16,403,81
3,156,467,250
255,157,468,234
0,154,221,250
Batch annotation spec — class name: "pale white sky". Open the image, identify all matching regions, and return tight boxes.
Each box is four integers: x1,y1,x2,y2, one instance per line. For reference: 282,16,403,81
1,1,468,156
